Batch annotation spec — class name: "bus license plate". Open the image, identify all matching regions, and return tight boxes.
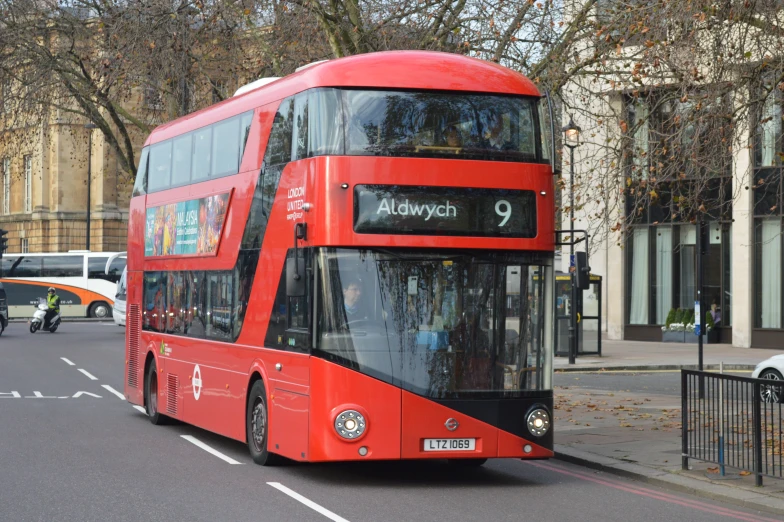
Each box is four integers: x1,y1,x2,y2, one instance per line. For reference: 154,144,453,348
423,438,476,451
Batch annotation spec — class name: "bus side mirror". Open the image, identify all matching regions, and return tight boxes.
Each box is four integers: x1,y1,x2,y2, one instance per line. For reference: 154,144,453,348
575,251,590,290
286,257,305,297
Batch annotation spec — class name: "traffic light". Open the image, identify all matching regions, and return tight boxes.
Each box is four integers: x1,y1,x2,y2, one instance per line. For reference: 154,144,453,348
575,251,591,290
0,229,7,258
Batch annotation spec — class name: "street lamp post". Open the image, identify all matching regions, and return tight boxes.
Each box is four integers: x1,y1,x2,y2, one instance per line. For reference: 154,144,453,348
563,118,581,365
85,122,97,251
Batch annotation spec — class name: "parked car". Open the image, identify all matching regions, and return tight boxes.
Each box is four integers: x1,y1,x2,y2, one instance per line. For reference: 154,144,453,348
752,355,784,403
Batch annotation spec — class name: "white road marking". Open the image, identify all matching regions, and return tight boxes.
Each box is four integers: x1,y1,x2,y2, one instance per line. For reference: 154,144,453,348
60,357,75,366
78,369,98,381
133,405,147,414
0,392,21,398
267,482,350,522
25,391,58,398
72,391,102,398
181,435,242,465
102,385,126,401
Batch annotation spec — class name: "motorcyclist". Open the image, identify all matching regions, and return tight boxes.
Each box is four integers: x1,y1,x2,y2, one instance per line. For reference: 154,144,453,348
45,287,61,326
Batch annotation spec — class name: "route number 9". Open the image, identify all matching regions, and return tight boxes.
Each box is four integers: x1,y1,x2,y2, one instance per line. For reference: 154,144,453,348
495,200,512,227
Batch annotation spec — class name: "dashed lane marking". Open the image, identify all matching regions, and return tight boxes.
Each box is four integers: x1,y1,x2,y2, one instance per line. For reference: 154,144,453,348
102,385,125,400
267,482,350,522
78,369,98,381
133,405,146,414
60,358,75,366
181,435,242,465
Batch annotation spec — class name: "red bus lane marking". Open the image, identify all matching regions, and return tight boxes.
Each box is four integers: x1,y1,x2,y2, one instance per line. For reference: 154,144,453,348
528,462,780,522
267,482,350,522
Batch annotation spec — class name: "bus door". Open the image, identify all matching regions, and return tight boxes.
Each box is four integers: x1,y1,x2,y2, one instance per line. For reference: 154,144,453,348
265,249,311,461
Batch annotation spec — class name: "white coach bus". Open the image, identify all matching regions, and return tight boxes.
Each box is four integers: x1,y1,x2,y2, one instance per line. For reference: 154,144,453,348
0,251,126,319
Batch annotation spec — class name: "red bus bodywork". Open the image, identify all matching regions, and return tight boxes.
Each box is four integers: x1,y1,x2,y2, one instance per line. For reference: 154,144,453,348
125,51,555,463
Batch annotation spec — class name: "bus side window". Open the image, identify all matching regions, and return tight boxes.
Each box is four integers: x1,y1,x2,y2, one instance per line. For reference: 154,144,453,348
292,93,308,161
205,271,233,341
264,248,311,351
239,110,253,163
142,272,167,333
267,98,294,166
147,140,172,192
166,271,185,335
185,271,206,338
132,147,149,197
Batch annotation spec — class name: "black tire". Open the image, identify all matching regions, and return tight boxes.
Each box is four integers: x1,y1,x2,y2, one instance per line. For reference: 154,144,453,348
447,458,488,467
49,321,59,333
759,369,784,404
29,322,39,334
145,359,169,425
89,301,112,319
0,320,4,336
246,380,280,466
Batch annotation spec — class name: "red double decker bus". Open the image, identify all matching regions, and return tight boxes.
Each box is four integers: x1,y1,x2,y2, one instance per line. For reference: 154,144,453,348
125,51,556,466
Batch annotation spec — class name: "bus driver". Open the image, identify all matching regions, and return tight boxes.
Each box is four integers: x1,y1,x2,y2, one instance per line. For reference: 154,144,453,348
342,276,365,320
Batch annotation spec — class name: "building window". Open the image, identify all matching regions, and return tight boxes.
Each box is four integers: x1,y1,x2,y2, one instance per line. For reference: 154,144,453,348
625,94,733,327
23,155,31,213
753,77,784,330
21,238,28,253
654,227,673,324
2,157,9,215
755,219,782,328
627,227,649,324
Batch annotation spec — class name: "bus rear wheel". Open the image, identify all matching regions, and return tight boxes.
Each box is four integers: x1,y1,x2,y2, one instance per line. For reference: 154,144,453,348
246,380,280,466
145,360,169,425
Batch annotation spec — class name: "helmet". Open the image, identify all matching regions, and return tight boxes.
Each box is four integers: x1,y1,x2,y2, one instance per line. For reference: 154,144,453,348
47,287,55,293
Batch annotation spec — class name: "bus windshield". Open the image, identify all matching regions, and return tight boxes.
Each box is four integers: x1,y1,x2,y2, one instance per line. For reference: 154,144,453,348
317,248,550,399
343,90,540,162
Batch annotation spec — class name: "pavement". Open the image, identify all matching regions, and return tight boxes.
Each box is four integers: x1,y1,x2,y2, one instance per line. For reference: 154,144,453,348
553,338,784,517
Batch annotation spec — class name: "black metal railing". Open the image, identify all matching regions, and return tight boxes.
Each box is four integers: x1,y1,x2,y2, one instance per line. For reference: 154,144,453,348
682,370,784,486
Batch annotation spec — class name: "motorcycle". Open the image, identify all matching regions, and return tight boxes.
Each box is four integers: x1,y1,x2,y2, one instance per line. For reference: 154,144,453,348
30,298,60,333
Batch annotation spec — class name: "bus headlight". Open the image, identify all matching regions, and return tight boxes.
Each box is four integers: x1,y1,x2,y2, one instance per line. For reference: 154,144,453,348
334,410,367,440
526,407,550,437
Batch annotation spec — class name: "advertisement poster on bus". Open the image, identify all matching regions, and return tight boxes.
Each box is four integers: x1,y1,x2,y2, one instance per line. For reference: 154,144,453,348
145,193,229,256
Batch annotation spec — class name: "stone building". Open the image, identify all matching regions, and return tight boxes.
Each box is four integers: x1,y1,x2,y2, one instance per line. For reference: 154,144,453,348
0,112,132,254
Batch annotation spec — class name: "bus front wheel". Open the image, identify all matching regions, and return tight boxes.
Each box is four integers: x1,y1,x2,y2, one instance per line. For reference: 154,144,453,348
246,380,280,466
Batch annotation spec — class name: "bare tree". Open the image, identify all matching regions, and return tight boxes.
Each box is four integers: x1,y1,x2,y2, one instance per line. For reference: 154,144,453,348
0,0,265,186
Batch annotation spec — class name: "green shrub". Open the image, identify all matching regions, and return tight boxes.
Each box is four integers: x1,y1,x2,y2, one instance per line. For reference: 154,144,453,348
673,308,684,324
665,308,677,328
684,309,695,325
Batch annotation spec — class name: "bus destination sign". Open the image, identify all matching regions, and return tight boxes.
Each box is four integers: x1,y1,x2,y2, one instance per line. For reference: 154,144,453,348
354,185,536,238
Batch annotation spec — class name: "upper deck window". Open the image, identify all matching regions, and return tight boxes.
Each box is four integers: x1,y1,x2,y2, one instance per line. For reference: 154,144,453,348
343,90,542,163
137,110,253,194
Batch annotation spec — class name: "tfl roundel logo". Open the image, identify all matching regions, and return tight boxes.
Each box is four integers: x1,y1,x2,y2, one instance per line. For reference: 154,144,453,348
445,418,459,431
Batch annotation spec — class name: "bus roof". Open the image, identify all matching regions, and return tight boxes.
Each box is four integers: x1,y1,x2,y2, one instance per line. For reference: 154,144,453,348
145,51,541,146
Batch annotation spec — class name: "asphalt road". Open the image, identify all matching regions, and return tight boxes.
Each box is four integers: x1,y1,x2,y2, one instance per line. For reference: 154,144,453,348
0,323,778,522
